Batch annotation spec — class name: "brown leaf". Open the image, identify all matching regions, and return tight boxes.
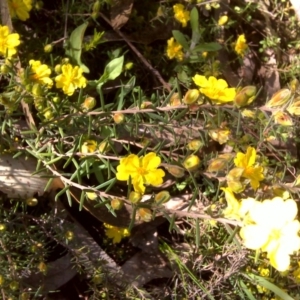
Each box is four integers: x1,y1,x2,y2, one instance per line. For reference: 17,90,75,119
110,0,134,30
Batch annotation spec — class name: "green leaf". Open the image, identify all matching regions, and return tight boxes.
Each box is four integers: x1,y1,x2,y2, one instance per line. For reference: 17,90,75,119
172,30,189,50
243,273,294,300
99,56,124,84
192,43,222,52
190,7,200,44
65,22,89,73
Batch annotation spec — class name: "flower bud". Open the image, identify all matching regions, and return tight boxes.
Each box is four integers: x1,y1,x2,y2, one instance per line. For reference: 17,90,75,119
26,197,38,206
43,109,53,120
129,191,142,204
218,15,228,26
53,96,60,103
38,261,47,274
207,158,227,172
183,89,200,105
154,191,171,204
0,64,9,74
0,224,6,231
32,83,43,96
61,58,70,65
65,230,74,241
273,111,293,126
81,140,97,154
113,113,125,124
234,86,257,107
141,101,153,108
241,109,256,118
44,44,53,53
187,139,203,151
165,165,185,178
183,154,200,171
266,89,291,108
81,97,96,111
9,281,19,291
111,198,123,210
287,99,300,116
92,0,101,14
169,92,181,107
137,208,152,222
290,78,299,93
86,191,97,200
124,62,134,70
98,140,111,154
54,64,62,74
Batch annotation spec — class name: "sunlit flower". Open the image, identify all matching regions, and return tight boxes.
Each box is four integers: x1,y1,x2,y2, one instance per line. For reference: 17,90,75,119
104,223,130,244
28,60,53,87
0,25,20,58
166,37,184,61
235,34,248,57
173,4,190,27
55,64,87,96
116,152,165,194
240,197,300,271
8,0,32,21
234,147,264,190
287,100,300,116
192,75,236,104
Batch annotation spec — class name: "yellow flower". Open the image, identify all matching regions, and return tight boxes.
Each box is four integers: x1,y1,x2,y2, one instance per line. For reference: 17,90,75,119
116,152,165,194
28,60,53,88
104,223,130,244
192,75,236,104
8,0,32,21
235,34,248,57
166,37,184,61
240,197,300,271
234,147,264,190
0,25,20,58
55,64,87,96
173,4,190,27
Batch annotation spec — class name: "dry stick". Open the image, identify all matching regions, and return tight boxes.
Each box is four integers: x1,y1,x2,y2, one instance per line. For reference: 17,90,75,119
99,12,171,92
0,0,36,128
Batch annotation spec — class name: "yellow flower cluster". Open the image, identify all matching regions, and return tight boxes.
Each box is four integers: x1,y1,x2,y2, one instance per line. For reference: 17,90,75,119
173,4,190,27
223,189,300,272
192,75,236,104
235,34,248,57
8,0,32,21
116,152,165,194
166,37,184,61
0,25,20,58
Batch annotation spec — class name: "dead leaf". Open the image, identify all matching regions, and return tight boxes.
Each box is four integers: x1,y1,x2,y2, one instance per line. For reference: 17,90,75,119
110,0,134,30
